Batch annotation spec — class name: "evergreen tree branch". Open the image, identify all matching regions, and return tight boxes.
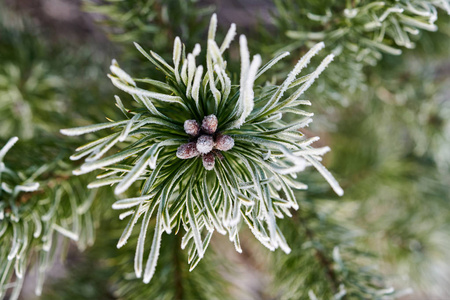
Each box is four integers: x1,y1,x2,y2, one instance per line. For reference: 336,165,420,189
264,0,450,101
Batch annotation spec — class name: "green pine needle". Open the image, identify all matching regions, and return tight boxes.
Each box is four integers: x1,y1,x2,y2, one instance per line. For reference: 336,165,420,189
62,14,343,284
0,137,97,299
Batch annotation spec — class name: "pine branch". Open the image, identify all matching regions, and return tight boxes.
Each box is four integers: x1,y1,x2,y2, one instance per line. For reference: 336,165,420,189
0,138,98,300
61,13,343,284
267,0,450,99
2,1,448,299
0,6,114,299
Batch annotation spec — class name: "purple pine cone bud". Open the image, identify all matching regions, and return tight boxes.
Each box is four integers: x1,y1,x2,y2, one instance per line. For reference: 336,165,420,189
201,114,218,134
184,119,200,136
215,134,234,151
202,153,215,170
176,142,199,159
196,135,214,154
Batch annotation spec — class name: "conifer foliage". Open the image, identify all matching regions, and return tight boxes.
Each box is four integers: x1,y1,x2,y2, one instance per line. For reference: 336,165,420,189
0,1,449,299
272,0,450,95
61,14,342,284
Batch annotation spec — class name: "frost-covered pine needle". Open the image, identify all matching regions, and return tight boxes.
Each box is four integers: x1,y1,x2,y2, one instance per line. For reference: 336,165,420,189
61,14,343,284
0,137,97,299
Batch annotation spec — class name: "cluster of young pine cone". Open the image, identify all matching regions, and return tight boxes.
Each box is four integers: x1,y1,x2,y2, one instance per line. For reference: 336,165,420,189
176,114,234,170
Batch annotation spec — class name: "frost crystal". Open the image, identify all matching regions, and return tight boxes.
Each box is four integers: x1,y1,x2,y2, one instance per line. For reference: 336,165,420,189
202,152,215,170
196,135,214,154
215,134,234,151
201,114,218,134
184,119,200,136
176,142,199,159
